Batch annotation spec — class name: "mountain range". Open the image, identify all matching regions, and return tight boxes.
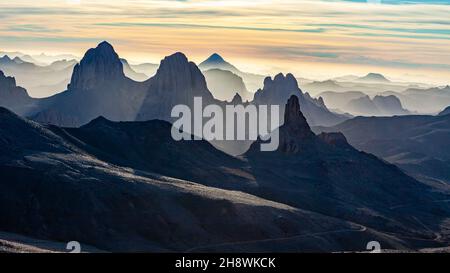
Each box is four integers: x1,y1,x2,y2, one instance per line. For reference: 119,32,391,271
1,42,347,158
346,95,410,116
1,94,450,252
0,55,76,97
315,113,450,188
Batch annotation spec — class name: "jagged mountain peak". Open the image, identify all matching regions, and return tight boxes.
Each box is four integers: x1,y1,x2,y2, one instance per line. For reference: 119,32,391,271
0,55,13,63
231,93,243,104
263,73,299,90
283,95,313,137
204,53,225,63
0,70,17,88
69,41,124,91
158,52,190,69
199,53,239,73
154,52,205,82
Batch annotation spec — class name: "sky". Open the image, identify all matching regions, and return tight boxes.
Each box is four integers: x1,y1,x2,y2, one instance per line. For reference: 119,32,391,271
0,0,449,85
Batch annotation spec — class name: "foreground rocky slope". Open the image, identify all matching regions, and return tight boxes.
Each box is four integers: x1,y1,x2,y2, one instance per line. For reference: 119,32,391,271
1,107,396,252
244,96,450,247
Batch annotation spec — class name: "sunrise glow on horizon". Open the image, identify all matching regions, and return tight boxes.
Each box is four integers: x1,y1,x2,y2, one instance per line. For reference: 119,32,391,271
1,0,450,85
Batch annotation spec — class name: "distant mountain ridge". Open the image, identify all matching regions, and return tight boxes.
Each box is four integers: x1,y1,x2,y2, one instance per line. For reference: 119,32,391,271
346,95,410,116
316,113,450,187
357,73,390,83
0,70,36,115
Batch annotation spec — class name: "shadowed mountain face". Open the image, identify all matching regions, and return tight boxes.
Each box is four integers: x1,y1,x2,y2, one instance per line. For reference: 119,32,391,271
1,106,402,253
245,96,450,243
69,41,126,91
253,73,348,126
2,102,450,251
439,106,450,116
315,114,450,187
60,117,251,188
0,70,36,115
32,42,147,127
137,52,216,122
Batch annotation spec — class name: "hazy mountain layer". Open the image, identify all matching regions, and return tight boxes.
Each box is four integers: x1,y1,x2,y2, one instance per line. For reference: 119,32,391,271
0,55,75,97
315,114,450,187
245,96,450,246
346,95,410,116
203,69,252,101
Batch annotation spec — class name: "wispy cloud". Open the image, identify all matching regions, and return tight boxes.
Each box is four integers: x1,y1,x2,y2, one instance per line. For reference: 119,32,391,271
0,0,449,84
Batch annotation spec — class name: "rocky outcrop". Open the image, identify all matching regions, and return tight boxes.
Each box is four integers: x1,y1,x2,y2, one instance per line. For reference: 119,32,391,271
252,73,347,126
137,52,216,121
317,132,351,148
32,42,146,127
0,70,35,115
231,93,243,105
69,41,125,91
244,96,450,243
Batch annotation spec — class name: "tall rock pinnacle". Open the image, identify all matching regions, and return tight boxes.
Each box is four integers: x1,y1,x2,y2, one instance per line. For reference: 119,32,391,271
282,95,314,140
69,41,124,91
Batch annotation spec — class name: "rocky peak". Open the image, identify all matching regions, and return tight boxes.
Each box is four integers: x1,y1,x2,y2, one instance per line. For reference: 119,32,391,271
255,73,303,106
0,70,16,89
69,41,124,91
317,132,351,148
264,73,299,92
151,52,211,97
231,93,243,104
284,95,312,135
205,53,225,63
0,55,14,64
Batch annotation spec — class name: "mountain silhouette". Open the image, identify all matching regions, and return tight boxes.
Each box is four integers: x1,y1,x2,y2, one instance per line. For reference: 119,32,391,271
199,53,240,73
316,113,450,186
357,73,390,83
440,106,450,116
245,95,450,240
0,70,36,115
33,41,147,127
1,106,394,252
136,52,216,121
253,73,347,126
